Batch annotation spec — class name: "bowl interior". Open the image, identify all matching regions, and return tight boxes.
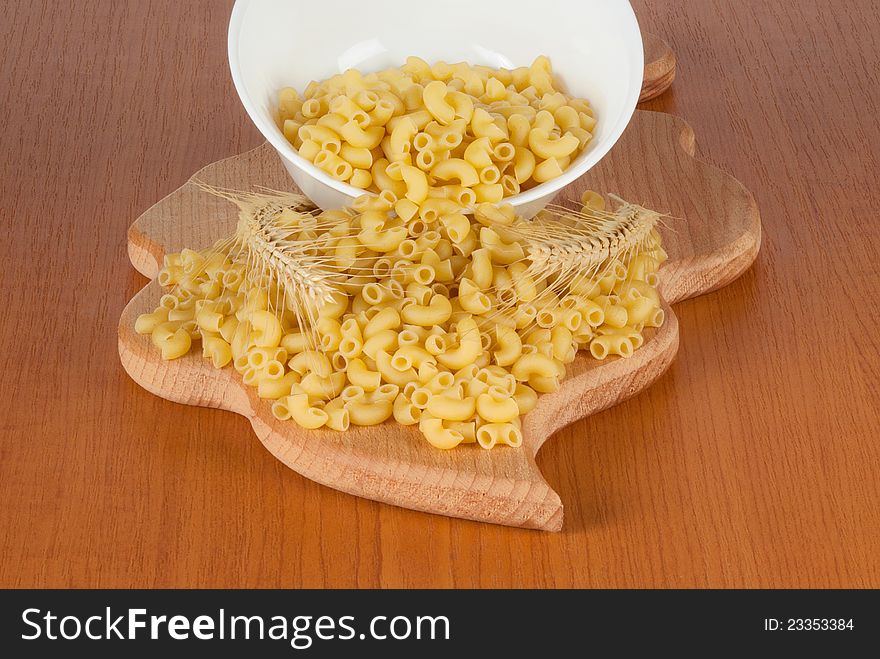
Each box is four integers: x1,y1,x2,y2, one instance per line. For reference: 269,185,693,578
229,0,643,204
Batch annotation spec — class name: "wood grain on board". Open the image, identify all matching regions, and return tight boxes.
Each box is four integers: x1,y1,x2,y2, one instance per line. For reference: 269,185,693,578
2,0,879,586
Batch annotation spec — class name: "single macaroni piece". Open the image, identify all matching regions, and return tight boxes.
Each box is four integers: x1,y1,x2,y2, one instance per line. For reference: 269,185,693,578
347,398,393,426
286,393,330,429
393,393,421,425
476,386,520,423
150,322,192,360
426,394,477,422
419,417,465,450
203,336,233,369
476,422,523,449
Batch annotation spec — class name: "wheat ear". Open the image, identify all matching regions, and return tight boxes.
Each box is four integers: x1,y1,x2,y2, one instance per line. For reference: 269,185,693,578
189,183,359,354
484,196,663,292
517,198,662,281
470,197,666,330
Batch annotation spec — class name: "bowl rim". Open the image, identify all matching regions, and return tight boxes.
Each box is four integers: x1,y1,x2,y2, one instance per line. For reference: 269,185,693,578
228,0,643,207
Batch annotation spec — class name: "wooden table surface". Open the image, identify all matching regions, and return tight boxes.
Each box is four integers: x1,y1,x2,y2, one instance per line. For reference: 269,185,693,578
2,0,878,589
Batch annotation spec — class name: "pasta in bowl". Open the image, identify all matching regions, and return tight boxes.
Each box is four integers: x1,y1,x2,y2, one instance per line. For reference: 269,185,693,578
228,0,644,216
274,57,598,210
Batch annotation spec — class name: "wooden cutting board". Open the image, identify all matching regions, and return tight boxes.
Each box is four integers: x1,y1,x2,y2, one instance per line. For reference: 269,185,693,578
118,110,759,531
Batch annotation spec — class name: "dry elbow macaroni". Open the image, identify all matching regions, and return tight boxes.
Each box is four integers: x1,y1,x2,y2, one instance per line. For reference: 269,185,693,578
137,186,665,450
276,56,595,199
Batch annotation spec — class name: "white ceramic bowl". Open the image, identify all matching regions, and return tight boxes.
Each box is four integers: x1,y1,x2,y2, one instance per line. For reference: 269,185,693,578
228,0,643,217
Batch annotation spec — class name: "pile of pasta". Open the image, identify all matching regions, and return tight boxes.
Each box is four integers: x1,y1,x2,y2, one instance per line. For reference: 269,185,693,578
136,191,665,450
276,56,595,201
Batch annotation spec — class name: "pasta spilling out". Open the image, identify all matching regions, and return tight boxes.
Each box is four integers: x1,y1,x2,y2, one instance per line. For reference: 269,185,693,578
135,187,667,449
276,56,596,200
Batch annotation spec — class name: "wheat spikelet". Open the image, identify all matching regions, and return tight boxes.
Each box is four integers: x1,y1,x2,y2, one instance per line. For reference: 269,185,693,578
188,183,360,353
471,196,667,332
234,193,335,304
517,197,662,280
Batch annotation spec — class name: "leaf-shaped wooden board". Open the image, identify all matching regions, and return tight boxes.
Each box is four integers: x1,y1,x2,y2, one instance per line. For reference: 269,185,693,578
119,111,759,531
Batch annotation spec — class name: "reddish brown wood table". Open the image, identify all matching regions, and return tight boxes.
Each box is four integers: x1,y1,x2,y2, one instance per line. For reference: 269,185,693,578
1,0,878,588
